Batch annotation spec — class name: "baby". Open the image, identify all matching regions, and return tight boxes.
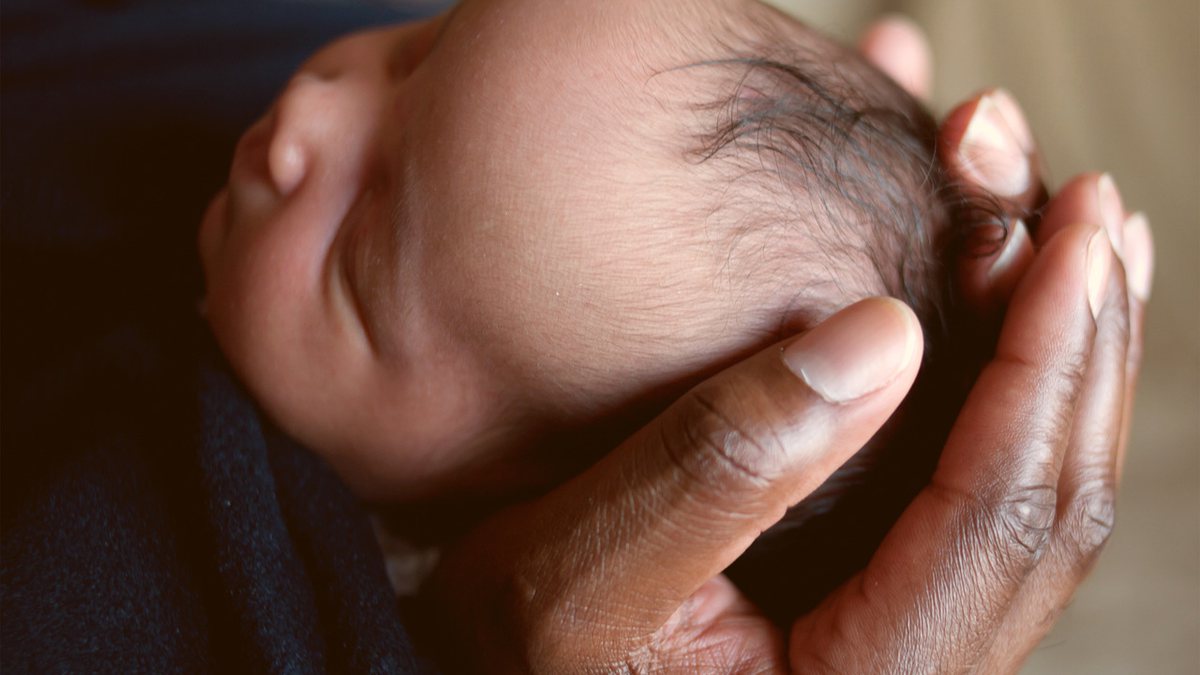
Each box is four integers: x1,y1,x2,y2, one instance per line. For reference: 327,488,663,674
199,0,1003,620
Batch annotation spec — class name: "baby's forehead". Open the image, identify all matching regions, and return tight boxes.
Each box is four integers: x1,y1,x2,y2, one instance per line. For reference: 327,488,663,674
416,0,940,326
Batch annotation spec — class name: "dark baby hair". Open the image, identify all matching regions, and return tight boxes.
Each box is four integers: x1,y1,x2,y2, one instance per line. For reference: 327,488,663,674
685,6,1017,623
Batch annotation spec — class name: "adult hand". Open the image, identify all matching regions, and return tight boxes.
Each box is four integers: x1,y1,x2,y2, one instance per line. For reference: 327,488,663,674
420,221,1147,674
931,89,1154,675
422,294,923,672
862,12,1151,486
418,20,1153,674
788,98,1153,673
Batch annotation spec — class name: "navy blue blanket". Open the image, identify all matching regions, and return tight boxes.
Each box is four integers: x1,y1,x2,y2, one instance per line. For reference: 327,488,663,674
2,1,447,671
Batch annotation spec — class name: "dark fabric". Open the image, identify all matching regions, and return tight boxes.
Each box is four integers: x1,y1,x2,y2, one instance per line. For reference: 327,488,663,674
1,1,449,671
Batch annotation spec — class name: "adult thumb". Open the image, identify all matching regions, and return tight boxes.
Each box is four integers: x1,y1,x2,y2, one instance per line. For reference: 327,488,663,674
492,298,924,658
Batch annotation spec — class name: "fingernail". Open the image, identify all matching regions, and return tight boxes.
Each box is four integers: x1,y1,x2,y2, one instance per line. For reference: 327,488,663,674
1097,174,1125,256
1122,212,1154,301
1087,227,1113,320
783,298,921,403
958,92,1032,197
990,88,1034,152
987,219,1033,282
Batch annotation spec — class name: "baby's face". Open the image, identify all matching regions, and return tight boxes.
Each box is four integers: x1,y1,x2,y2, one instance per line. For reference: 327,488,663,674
199,0,833,501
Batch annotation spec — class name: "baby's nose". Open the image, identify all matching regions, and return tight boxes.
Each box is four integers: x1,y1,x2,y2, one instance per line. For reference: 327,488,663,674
266,76,330,195
268,35,387,195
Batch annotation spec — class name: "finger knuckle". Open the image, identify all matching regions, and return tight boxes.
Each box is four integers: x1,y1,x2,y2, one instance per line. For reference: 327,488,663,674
666,384,786,490
1060,482,1117,568
993,352,1088,465
974,482,1057,575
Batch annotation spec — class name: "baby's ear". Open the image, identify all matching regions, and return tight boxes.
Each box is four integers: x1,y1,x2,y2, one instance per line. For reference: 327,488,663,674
857,15,932,102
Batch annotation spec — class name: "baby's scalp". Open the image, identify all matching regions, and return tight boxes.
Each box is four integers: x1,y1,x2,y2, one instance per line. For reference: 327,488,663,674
202,0,997,523
670,3,952,338
382,0,995,611
663,3,1010,620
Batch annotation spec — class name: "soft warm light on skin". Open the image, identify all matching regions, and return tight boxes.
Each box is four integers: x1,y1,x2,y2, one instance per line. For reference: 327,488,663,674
198,0,865,502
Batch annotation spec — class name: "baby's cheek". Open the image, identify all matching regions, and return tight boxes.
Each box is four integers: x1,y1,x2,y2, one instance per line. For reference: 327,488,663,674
204,218,345,431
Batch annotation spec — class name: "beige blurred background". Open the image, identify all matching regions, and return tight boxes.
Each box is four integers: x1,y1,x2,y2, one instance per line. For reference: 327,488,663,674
769,0,1200,671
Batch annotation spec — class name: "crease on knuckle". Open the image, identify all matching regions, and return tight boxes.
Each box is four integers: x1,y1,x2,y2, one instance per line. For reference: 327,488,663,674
986,482,1057,572
994,349,1090,436
619,633,686,675
613,649,649,675
932,479,1055,581
665,388,783,491
1060,482,1117,569
996,339,1090,387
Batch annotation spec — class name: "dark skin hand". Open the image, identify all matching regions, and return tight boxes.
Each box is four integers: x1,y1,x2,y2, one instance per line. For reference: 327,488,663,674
420,19,1154,674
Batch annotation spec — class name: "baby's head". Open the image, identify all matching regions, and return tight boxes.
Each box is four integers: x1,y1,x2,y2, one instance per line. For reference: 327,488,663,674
199,0,981,522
